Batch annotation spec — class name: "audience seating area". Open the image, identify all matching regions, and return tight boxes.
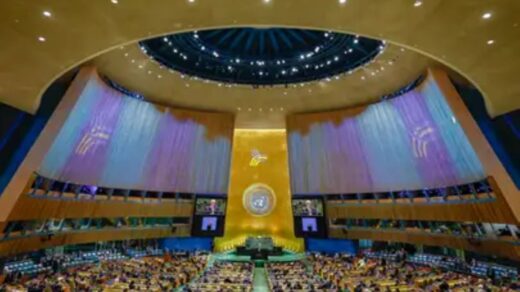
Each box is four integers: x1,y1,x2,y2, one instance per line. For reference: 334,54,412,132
29,173,224,203
408,253,518,280
330,218,520,242
1,247,519,291
2,259,50,276
184,261,253,291
267,261,336,291
1,249,207,291
323,179,494,205
1,217,189,241
310,252,519,291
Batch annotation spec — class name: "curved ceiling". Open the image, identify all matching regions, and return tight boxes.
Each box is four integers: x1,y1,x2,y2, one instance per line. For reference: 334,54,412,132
139,27,384,85
0,0,519,122
93,42,431,128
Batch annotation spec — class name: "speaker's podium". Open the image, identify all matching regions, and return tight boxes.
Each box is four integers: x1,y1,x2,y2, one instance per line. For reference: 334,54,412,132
236,236,283,260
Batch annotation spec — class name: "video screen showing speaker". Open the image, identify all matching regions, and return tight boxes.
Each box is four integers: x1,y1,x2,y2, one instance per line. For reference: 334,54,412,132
195,198,226,215
192,196,226,237
292,197,327,238
292,199,324,217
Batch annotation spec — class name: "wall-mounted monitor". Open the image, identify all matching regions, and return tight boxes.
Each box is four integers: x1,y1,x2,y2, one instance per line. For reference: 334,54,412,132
292,199,324,216
292,196,327,238
195,198,227,215
192,196,226,237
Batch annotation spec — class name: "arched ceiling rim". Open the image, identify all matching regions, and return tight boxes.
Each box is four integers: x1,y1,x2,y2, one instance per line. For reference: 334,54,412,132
37,24,484,115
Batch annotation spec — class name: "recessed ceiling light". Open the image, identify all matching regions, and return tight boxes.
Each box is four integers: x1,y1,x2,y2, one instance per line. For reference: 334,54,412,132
111,0,118,4
414,1,422,7
157,75,162,79
339,0,347,4
42,11,52,17
487,39,495,45
263,0,271,3
37,36,46,42
482,12,492,19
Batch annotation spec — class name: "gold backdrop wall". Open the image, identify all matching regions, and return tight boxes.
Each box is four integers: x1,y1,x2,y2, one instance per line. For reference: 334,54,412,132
214,130,304,252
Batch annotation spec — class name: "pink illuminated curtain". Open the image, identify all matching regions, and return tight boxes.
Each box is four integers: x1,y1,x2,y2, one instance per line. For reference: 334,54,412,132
39,70,234,194
287,75,485,194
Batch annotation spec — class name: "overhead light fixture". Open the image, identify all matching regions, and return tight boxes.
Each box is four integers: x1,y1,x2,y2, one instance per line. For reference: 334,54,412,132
42,11,52,17
482,12,492,19
37,36,46,42
414,1,422,7
487,39,495,45
111,0,118,4
339,0,347,4
263,0,271,3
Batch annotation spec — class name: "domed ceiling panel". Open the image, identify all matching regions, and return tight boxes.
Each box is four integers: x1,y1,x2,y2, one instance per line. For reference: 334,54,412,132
0,0,519,118
93,41,432,128
139,28,384,85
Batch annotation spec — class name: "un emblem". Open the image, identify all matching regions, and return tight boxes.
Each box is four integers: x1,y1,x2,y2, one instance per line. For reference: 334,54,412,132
242,184,276,217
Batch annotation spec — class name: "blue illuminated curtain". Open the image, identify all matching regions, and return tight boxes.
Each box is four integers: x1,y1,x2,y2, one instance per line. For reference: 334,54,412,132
39,70,234,194
287,75,485,194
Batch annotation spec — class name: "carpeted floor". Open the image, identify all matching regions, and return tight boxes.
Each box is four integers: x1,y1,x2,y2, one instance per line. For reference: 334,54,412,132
253,267,269,292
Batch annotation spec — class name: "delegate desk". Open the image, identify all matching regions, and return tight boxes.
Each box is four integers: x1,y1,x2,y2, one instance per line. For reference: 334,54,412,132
236,237,283,260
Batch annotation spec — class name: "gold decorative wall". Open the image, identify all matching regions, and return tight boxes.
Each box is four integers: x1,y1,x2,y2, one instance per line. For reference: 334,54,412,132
214,130,304,252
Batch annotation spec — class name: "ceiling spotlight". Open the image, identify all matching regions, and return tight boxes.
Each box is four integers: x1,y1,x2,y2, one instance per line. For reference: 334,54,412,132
414,1,422,7
487,39,495,45
339,0,347,4
482,12,492,19
42,11,52,17
37,36,46,42
188,0,195,2
263,0,271,3
157,75,162,79
111,0,118,4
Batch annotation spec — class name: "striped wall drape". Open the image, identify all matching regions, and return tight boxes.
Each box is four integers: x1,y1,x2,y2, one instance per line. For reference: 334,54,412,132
287,74,485,194
39,70,234,194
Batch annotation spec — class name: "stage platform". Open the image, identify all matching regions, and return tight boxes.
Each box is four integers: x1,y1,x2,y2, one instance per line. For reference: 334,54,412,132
212,250,306,263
